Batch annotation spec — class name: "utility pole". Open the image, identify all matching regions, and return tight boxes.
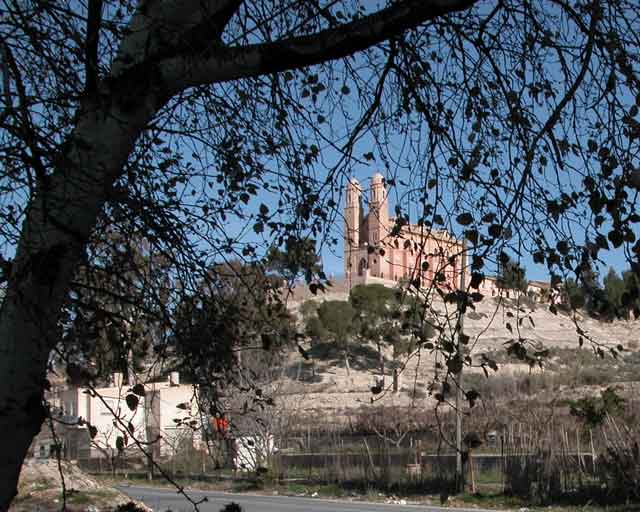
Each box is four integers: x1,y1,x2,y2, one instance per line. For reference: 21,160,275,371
455,243,467,493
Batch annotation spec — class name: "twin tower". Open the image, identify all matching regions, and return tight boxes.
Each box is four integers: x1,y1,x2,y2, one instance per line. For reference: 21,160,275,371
343,172,464,290
344,173,389,281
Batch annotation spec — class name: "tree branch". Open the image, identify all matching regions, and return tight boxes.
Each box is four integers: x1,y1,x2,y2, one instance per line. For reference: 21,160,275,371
0,39,11,122
112,0,243,77
84,0,103,95
159,0,478,91
503,0,600,223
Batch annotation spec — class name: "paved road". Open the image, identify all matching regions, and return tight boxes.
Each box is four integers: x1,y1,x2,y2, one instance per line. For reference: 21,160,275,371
118,485,493,512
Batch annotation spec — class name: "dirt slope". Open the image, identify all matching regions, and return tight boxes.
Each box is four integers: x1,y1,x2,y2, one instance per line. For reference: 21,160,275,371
11,460,150,512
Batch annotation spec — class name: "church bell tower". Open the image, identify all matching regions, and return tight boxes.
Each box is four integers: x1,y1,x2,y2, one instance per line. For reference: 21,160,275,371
344,178,361,282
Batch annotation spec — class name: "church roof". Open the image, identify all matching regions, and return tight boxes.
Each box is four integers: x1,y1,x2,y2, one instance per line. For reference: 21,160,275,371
400,224,459,242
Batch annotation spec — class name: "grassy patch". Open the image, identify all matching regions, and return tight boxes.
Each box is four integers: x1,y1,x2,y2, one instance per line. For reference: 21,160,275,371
64,488,117,505
281,482,347,497
452,491,528,509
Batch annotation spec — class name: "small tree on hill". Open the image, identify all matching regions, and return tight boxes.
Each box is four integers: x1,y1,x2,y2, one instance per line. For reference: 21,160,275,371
496,257,527,292
563,278,586,310
299,300,319,322
350,284,400,378
622,270,640,320
317,300,356,376
602,267,625,320
304,315,328,346
577,264,605,316
350,284,398,317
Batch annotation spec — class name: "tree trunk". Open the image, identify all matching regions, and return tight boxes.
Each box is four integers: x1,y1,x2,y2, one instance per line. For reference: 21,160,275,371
469,450,476,494
0,96,159,508
0,238,84,508
393,368,400,393
343,350,351,376
377,341,385,380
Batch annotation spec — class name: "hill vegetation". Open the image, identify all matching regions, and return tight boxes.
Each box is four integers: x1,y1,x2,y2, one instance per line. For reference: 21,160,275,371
563,266,640,321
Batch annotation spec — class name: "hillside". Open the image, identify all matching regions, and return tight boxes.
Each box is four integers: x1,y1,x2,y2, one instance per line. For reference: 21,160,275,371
275,281,640,416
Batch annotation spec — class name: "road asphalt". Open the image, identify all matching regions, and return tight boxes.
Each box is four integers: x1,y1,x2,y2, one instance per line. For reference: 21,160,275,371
118,485,497,512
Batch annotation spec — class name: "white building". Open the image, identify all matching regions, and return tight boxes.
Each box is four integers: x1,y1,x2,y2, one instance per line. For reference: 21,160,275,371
60,372,199,460
478,275,501,298
60,372,147,458
55,371,277,471
145,372,204,458
478,275,551,302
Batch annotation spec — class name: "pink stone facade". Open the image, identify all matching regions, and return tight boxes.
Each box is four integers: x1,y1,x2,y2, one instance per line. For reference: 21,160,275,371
344,173,466,290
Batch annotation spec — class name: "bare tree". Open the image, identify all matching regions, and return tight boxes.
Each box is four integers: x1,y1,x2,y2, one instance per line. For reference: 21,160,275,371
1,0,640,507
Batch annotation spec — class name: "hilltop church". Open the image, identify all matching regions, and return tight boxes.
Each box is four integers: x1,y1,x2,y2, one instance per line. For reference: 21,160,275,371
344,173,466,290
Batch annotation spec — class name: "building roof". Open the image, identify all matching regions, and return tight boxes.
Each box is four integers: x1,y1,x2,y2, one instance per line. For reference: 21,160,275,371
528,280,550,289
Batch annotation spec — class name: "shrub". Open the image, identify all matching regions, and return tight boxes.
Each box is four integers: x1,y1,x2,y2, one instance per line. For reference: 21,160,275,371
597,415,640,502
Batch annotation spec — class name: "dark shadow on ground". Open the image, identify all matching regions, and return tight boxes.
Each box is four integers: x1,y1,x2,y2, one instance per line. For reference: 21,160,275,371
305,341,389,373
